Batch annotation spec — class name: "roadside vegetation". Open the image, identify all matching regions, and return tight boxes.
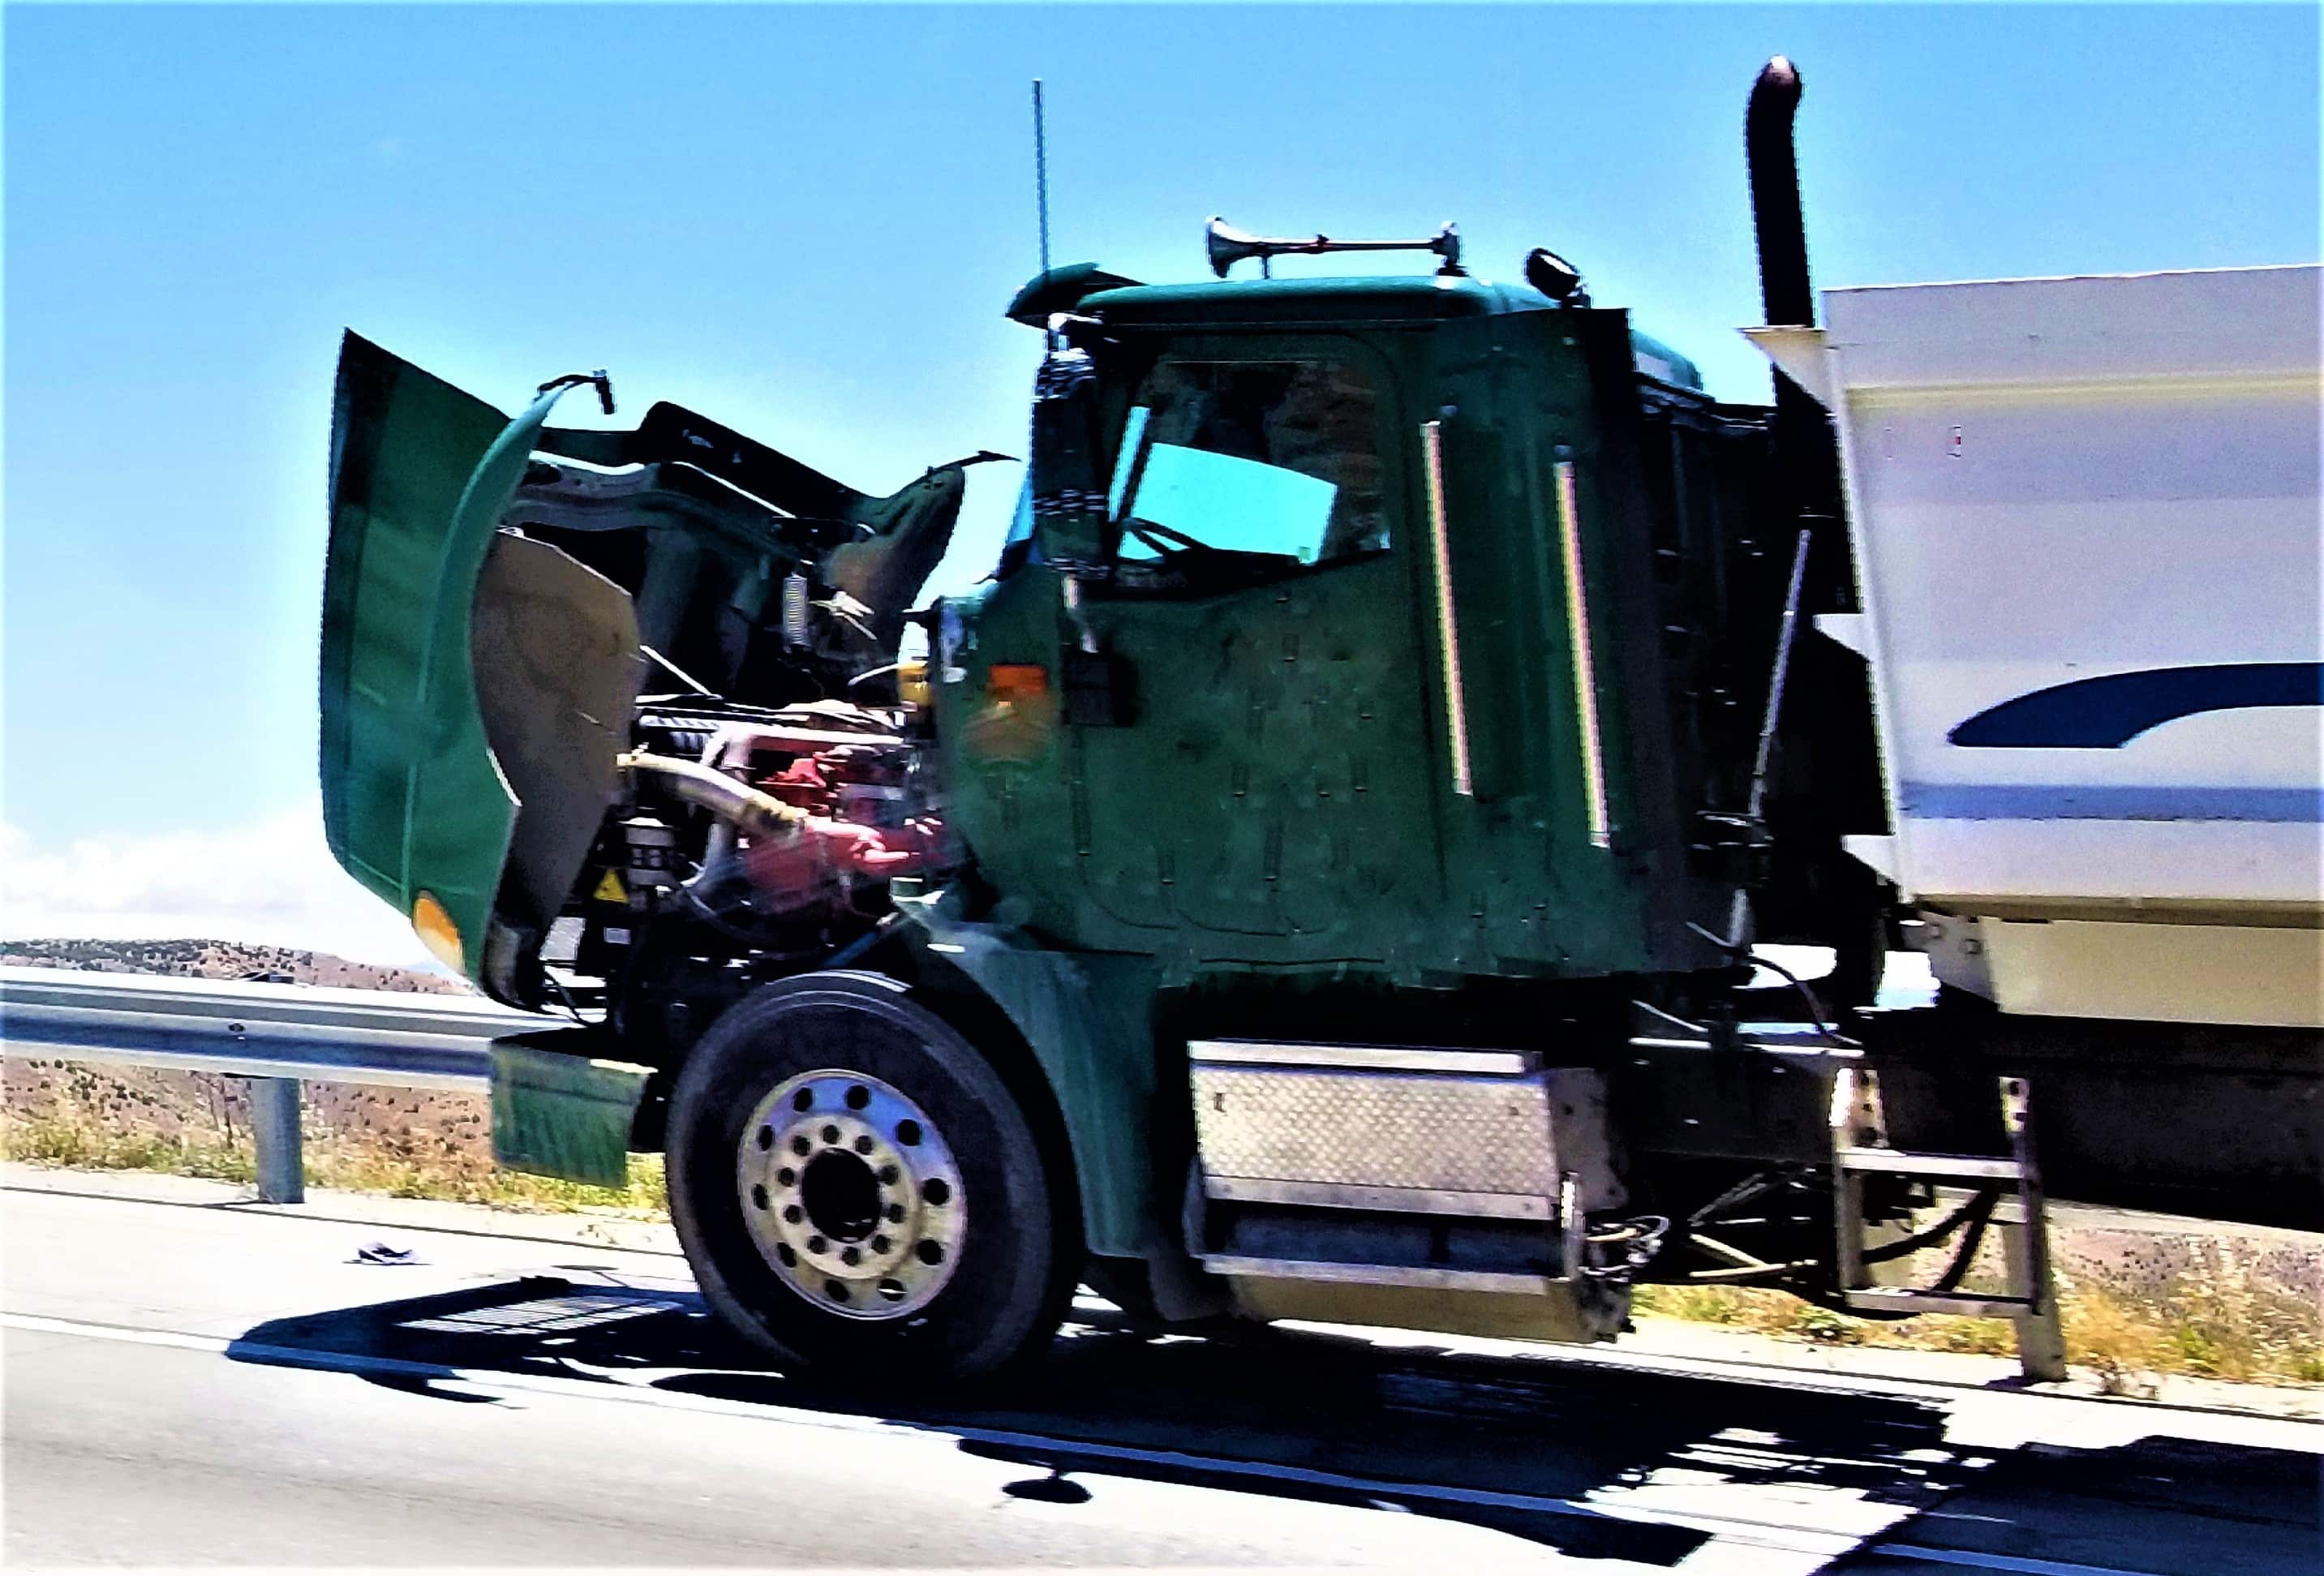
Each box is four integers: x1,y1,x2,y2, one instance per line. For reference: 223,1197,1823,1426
1,1100,668,1215
1631,1246,2324,1389
2,1059,666,1216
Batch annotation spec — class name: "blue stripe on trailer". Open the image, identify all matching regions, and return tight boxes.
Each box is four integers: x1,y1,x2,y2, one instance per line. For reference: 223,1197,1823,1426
1948,662,2323,749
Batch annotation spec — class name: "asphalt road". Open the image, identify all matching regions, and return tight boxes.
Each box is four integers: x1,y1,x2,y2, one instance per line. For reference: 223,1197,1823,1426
4,1174,2319,1573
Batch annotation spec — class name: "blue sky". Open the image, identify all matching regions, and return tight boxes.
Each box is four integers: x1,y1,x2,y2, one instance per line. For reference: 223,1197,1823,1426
3,2,2317,960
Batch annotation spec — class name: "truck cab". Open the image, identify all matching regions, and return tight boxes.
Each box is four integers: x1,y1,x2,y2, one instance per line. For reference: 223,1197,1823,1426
941,269,1761,990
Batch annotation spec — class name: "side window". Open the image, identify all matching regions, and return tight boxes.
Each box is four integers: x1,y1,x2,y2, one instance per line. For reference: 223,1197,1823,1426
1106,358,1390,573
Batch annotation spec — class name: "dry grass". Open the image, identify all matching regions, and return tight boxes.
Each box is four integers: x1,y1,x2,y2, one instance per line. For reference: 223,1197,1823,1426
2,1063,666,1216
1631,1251,2324,1389
2,1111,260,1184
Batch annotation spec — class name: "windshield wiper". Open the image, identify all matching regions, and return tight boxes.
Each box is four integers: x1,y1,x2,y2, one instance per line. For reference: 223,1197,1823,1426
1119,518,1221,559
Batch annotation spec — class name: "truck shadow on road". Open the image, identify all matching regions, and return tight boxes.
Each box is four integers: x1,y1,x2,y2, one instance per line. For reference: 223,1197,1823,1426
226,1275,2322,1570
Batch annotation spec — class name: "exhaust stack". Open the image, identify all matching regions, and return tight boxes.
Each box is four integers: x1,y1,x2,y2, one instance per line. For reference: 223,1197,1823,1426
1746,56,1813,329
1743,55,1845,573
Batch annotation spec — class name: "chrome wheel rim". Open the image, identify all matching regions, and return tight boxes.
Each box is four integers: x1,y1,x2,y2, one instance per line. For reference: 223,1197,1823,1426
737,1069,965,1320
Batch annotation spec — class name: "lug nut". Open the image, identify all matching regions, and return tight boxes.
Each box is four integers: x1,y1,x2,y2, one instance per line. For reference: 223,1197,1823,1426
775,1167,796,1187
790,1135,811,1157
784,1205,805,1224
871,1234,891,1254
885,1203,906,1223
853,1135,874,1155
877,1165,900,1184
841,1246,861,1265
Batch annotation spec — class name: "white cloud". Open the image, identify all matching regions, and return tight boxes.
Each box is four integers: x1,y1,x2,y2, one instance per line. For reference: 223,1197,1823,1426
0,799,430,969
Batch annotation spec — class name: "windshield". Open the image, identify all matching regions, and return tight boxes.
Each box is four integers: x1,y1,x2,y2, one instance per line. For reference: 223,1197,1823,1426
1109,358,1388,569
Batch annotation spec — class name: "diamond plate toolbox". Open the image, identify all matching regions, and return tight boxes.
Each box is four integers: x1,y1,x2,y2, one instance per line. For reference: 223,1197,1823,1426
1188,1041,1620,1216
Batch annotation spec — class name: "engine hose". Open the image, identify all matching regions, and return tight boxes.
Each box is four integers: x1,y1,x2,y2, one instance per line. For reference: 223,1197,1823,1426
617,751,808,843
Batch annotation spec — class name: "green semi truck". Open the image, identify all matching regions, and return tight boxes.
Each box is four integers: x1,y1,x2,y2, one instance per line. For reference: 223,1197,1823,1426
320,61,2322,1384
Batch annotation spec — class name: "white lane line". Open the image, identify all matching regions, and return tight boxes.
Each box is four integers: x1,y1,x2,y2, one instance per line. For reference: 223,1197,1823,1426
9,1308,2302,1574
14,1182,2309,1429
15,1310,2239,1576
0,1179,688,1257
2,1310,1861,1561
1867,1545,2184,1576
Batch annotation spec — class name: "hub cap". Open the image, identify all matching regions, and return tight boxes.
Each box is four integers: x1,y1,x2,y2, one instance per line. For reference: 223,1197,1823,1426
737,1069,965,1320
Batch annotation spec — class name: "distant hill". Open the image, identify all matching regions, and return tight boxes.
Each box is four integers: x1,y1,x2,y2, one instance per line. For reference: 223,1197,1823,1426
0,937,471,995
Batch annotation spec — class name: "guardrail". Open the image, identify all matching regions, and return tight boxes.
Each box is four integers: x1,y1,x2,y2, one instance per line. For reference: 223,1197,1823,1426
0,966,543,1204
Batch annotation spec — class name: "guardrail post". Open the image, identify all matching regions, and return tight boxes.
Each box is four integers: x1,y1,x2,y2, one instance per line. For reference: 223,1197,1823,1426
247,1076,305,1204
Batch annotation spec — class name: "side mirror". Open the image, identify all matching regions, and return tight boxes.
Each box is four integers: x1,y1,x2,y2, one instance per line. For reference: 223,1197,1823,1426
1028,346,1110,574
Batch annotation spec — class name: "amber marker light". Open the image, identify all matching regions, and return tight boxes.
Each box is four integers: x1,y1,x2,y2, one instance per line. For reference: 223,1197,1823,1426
986,663,1050,704
411,891,465,972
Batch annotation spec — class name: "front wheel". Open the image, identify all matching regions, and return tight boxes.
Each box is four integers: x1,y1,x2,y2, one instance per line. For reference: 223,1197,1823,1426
665,972,1074,1386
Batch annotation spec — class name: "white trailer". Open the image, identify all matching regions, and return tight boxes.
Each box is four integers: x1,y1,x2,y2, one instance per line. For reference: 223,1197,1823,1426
1753,266,2322,1027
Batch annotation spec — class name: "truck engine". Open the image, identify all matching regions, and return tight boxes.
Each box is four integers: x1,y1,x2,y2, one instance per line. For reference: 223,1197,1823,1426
323,333,978,1033
577,694,948,1060
475,438,970,1062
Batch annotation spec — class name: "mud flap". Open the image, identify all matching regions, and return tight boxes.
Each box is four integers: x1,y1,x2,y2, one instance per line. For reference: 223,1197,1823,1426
489,1033,655,1188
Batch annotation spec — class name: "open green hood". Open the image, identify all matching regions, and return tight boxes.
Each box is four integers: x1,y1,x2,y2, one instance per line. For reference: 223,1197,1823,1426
321,334,617,986
322,332,983,999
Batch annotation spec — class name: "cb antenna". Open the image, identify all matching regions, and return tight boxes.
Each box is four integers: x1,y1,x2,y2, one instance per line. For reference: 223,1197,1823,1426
1032,79,1053,278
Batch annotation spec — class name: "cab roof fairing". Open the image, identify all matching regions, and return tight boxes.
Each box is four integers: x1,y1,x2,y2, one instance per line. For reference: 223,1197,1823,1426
1007,264,1707,391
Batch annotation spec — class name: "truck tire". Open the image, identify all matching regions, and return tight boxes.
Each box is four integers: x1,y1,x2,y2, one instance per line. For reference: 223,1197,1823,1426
665,971,1074,1387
